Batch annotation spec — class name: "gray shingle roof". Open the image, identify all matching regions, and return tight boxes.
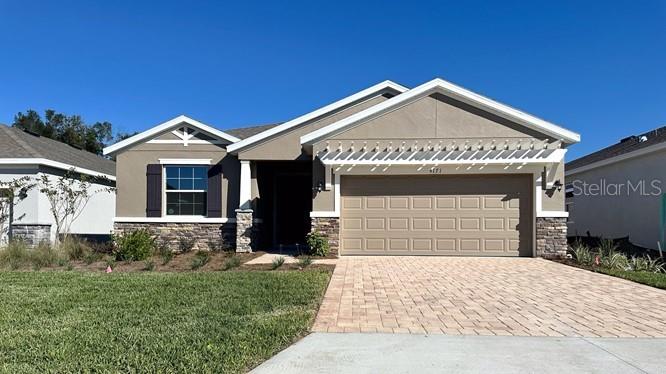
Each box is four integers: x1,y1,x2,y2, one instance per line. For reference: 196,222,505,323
225,123,281,140
0,124,116,176
567,126,666,171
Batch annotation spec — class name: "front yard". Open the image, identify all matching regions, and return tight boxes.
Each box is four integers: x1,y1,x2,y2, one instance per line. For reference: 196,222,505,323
0,270,331,373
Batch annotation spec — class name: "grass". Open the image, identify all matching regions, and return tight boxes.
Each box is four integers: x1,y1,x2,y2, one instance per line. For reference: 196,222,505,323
0,270,331,373
595,267,666,289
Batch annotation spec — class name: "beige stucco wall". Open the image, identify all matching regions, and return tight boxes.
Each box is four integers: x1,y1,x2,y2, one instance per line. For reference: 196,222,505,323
238,94,390,160
566,149,666,249
542,160,565,211
329,93,549,141
313,93,563,212
312,162,334,211
116,142,240,218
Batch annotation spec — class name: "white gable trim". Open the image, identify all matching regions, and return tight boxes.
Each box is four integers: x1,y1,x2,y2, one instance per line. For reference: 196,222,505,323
226,80,408,154
301,78,581,145
103,115,240,156
567,141,666,176
0,158,116,181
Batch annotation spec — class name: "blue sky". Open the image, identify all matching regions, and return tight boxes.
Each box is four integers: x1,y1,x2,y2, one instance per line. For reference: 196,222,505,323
1,0,664,160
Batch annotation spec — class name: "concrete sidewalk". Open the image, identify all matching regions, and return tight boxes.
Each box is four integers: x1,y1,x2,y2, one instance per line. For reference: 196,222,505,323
252,333,666,373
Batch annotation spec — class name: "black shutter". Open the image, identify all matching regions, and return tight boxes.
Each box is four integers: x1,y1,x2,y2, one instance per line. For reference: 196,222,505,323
207,163,223,218
146,164,162,217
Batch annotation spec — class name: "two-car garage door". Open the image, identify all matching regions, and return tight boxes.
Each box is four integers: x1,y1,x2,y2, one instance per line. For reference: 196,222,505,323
340,175,533,257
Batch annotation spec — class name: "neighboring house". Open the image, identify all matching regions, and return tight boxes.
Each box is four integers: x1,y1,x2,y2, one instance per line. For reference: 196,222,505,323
566,126,666,250
0,124,116,245
104,78,580,258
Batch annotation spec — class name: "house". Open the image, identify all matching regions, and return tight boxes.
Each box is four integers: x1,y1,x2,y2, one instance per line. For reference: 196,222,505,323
104,78,580,257
0,124,116,245
566,126,666,250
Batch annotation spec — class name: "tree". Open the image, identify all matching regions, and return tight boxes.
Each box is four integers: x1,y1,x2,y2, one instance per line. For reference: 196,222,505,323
38,170,115,244
12,110,113,155
0,177,36,243
114,131,139,142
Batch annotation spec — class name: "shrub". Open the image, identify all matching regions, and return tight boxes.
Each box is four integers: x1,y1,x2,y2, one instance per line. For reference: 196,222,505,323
104,256,116,268
84,252,103,265
305,232,330,257
88,240,114,254
597,238,618,257
571,242,593,266
61,237,92,261
179,237,196,253
30,242,63,269
154,240,174,265
191,251,210,270
0,240,30,269
628,256,665,273
271,256,285,270
601,251,628,270
113,229,155,261
143,260,155,271
298,256,313,268
222,256,241,271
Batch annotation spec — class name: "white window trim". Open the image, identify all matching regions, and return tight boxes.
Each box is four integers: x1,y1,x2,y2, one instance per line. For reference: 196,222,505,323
159,158,211,165
163,165,209,217
114,216,232,224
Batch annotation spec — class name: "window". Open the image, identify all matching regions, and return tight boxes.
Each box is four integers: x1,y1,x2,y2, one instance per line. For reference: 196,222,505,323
165,166,207,216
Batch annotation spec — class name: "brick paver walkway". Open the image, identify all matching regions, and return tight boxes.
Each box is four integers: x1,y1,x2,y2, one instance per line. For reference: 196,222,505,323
312,257,666,337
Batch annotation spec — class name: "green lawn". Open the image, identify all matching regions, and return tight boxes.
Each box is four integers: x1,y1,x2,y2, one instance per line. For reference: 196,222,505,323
0,270,331,373
596,268,666,289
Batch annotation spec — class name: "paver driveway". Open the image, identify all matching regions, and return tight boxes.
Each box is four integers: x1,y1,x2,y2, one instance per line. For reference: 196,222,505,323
312,257,666,337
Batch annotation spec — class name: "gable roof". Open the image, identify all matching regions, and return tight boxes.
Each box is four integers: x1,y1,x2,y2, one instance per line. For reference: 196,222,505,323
225,122,282,139
301,78,581,145
0,124,116,178
226,80,408,153
567,125,666,173
103,115,241,156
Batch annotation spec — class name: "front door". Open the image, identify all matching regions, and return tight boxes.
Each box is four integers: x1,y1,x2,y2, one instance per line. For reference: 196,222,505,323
274,174,312,248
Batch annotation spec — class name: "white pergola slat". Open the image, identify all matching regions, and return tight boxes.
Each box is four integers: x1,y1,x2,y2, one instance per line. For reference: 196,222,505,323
318,147,565,166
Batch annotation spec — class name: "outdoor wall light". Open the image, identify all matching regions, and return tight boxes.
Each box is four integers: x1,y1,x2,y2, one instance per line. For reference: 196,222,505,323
553,180,563,191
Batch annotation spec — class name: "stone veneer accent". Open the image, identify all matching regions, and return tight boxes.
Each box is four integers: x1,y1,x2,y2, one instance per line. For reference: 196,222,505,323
310,217,340,256
536,217,568,259
11,224,51,247
114,222,235,251
235,209,254,253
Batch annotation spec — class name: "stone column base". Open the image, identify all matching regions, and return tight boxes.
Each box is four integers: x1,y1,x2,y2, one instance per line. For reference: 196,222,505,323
310,217,340,256
113,222,235,251
536,217,568,259
235,209,254,253
11,224,51,247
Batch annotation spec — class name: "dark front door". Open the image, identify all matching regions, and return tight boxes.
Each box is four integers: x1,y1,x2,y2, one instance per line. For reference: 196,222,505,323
274,174,312,247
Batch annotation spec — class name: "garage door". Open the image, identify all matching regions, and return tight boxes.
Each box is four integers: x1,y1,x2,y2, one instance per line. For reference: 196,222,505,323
340,175,532,256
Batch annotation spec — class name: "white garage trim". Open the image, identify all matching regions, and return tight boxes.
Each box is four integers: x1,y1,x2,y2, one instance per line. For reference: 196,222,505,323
310,174,341,218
